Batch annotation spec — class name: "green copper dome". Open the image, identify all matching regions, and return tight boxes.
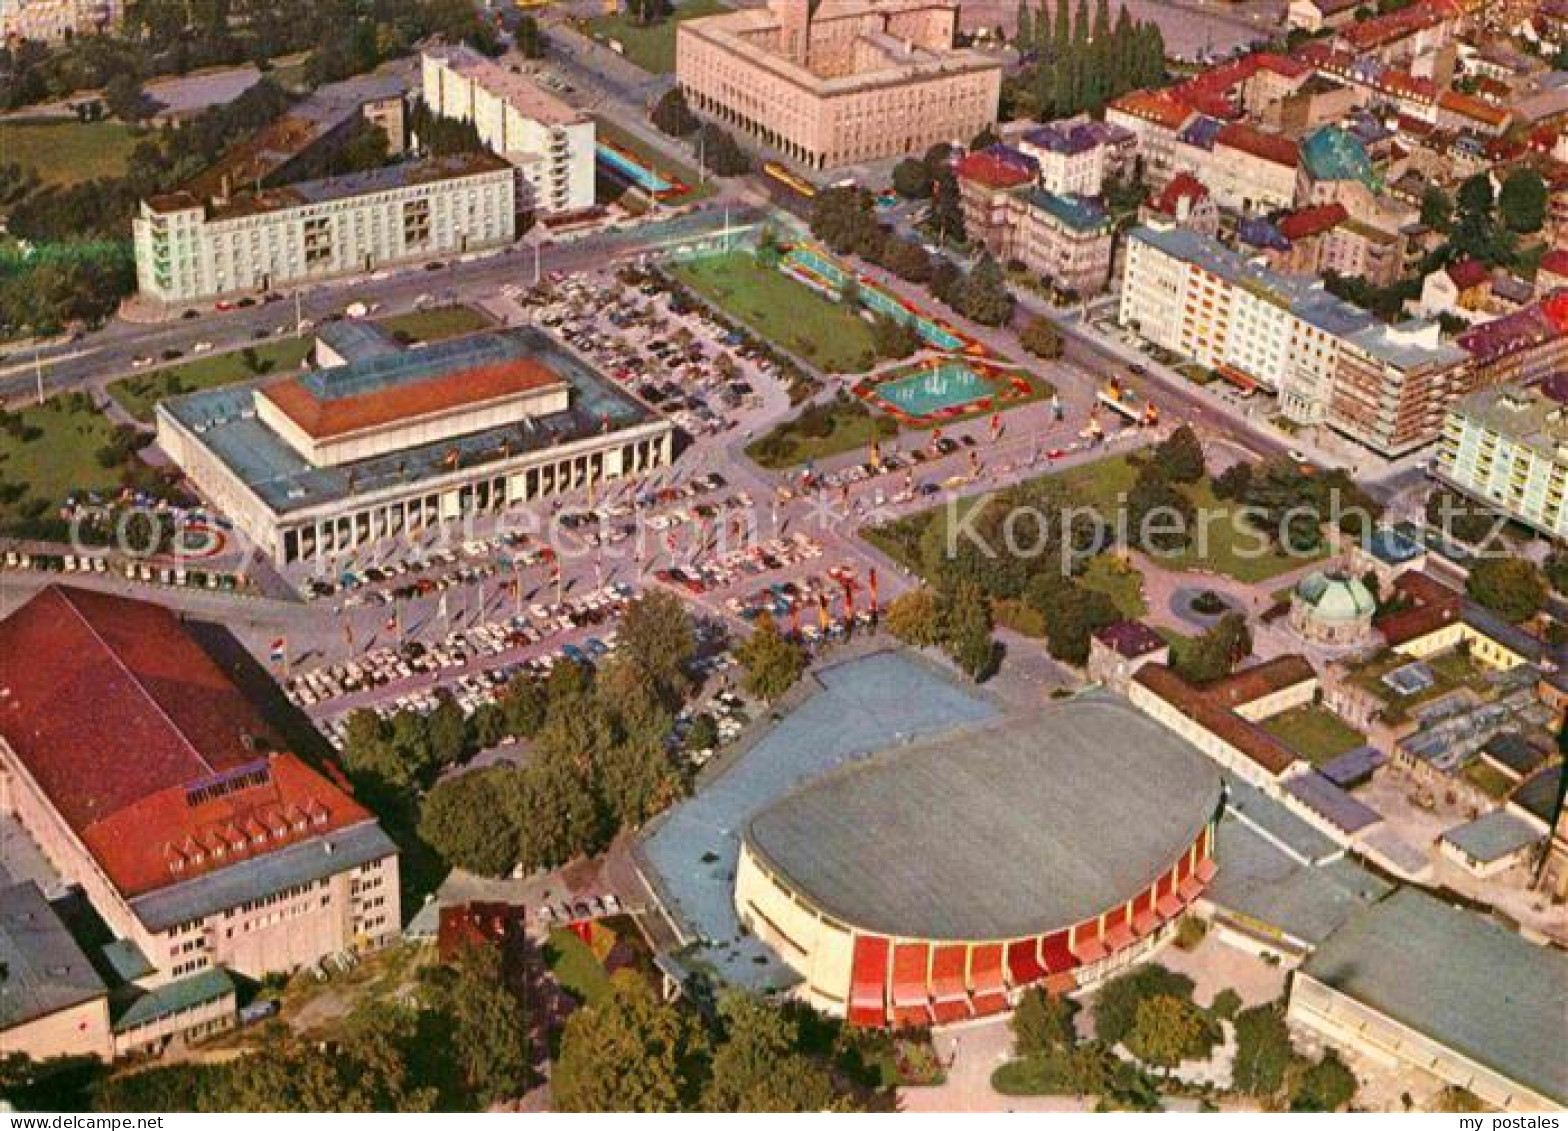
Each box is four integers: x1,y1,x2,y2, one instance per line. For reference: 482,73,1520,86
1295,570,1376,623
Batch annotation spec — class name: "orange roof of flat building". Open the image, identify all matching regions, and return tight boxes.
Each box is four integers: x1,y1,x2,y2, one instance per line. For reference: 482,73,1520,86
955,147,1036,190
260,357,567,441
0,586,376,900
1108,89,1195,131
1132,661,1306,778
1216,123,1301,168
1279,202,1349,241
1439,89,1513,129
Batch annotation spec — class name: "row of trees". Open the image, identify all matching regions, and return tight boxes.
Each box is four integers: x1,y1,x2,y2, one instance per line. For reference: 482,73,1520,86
1419,168,1549,271
553,974,860,1112
884,581,1000,681
1010,0,1166,122
649,89,751,177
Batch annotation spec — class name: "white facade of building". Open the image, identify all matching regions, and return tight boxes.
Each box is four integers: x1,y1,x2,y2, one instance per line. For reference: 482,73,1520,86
1435,385,1568,540
421,43,596,215
133,155,516,304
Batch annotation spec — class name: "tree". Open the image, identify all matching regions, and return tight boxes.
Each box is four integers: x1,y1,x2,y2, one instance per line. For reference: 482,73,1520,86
696,124,750,177
1127,465,1194,553
1466,557,1547,623
103,73,151,122
735,613,805,702
1152,425,1205,484
499,673,547,738
1015,1,1035,50
701,994,852,1111
1012,987,1076,1058
426,691,471,768
928,169,966,244
871,312,921,359
651,87,698,138
515,13,546,59
1020,315,1064,359
1173,611,1251,684
1232,1003,1296,1098
418,769,518,877
1419,185,1453,231
1498,168,1547,235
1290,1051,1357,1112
426,941,531,1106
552,971,709,1112
1425,486,1499,546
885,586,945,646
961,251,1014,326
942,581,998,681
1028,575,1120,666
617,589,697,705
1092,964,1195,1048
1125,994,1205,1074
891,156,934,200
626,0,673,24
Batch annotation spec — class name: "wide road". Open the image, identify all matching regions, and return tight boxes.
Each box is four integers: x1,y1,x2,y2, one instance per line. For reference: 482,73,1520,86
0,204,762,404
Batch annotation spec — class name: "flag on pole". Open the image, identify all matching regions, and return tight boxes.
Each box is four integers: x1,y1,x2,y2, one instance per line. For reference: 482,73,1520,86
869,568,879,616
269,637,287,663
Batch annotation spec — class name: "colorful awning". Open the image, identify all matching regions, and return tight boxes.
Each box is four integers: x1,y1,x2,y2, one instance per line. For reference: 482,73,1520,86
892,942,931,1007
1070,934,1108,964
1179,875,1204,902
850,934,889,1013
1007,939,1047,987
970,944,1005,994
930,945,968,1002
1156,892,1184,920
1041,930,1078,974
1132,909,1160,936
1196,857,1217,883
1104,922,1136,952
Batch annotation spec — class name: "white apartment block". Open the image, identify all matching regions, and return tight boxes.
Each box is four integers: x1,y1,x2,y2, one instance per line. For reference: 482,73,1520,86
421,42,596,215
133,152,516,304
1121,224,1467,454
1435,384,1568,540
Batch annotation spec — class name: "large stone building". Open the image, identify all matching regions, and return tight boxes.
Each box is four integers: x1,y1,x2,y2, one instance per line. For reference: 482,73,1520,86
1119,224,1469,454
675,0,1000,170
421,42,596,216
134,152,516,305
0,586,400,1059
156,327,675,565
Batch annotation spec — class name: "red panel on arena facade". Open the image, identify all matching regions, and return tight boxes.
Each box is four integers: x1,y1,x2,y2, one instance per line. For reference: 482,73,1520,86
849,934,890,1027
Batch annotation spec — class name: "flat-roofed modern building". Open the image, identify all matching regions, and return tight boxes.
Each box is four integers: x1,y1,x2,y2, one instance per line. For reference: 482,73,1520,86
734,696,1223,1026
1434,383,1568,540
421,42,595,215
1289,888,1568,1112
0,586,400,1056
1119,224,1468,453
676,0,1000,170
0,881,113,1059
134,152,515,305
156,328,675,565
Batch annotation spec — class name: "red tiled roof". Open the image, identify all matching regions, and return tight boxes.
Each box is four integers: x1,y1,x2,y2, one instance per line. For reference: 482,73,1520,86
261,358,567,441
1374,571,1461,646
1540,249,1568,279
1093,619,1169,659
954,148,1035,191
1108,89,1195,131
1278,202,1349,241
1447,257,1491,290
1216,123,1300,168
1132,661,1307,778
1150,172,1210,216
1342,0,1455,51
0,586,373,899
1439,90,1512,129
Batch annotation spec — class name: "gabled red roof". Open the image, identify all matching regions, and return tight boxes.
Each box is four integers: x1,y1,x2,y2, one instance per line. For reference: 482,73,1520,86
1216,123,1300,168
1108,89,1194,131
0,586,372,899
1447,257,1490,290
1439,89,1512,129
1150,172,1210,215
1278,202,1349,241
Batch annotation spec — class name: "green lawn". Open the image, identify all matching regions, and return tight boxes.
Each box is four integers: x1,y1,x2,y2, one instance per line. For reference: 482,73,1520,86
0,396,124,525
108,338,314,423
1346,647,1493,724
544,928,613,1006
0,118,143,186
592,115,715,203
1259,704,1367,767
672,250,877,373
1081,552,1146,618
377,304,492,343
588,0,730,73
746,397,899,469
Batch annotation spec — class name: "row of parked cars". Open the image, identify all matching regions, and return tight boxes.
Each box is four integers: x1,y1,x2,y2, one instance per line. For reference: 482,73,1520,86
1,549,246,591
653,532,824,595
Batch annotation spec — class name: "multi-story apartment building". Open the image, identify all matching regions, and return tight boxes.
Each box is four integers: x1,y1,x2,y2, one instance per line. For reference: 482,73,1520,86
675,0,1000,170
133,151,516,304
421,42,596,215
1105,90,1196,189
955,146,1114,295
1014,118,1133,198
0,0,118,40
1120,224,1467,453
0,586,401,1059
1434,383,1568,539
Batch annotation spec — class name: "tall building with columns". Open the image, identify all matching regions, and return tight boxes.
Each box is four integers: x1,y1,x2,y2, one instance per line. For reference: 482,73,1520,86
155,328,675,565
676,0,1001,170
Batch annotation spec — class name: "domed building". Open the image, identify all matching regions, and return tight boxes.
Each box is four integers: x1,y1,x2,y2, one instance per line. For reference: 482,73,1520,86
1290,570,1376,646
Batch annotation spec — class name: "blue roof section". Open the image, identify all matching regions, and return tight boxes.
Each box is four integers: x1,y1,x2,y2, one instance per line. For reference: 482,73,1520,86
161,327,657,516
130,820,397,933
1283,771,1383,837
1441,809,1542,863
1302,126,1380,190
1027,189,1110,233
638,651,995,992
315,319,404,364
1318,745,1385,787
1180,115,1224,150
1223,776,1342,864
1237,216,1288,251
1303,889,1568,1106
0,882,106,1028
1365,525,1424,565
100,937,156,983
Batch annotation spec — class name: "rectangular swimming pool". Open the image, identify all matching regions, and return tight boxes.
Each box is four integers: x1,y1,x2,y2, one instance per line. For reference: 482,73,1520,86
597,142,674,194
875,361,995,417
